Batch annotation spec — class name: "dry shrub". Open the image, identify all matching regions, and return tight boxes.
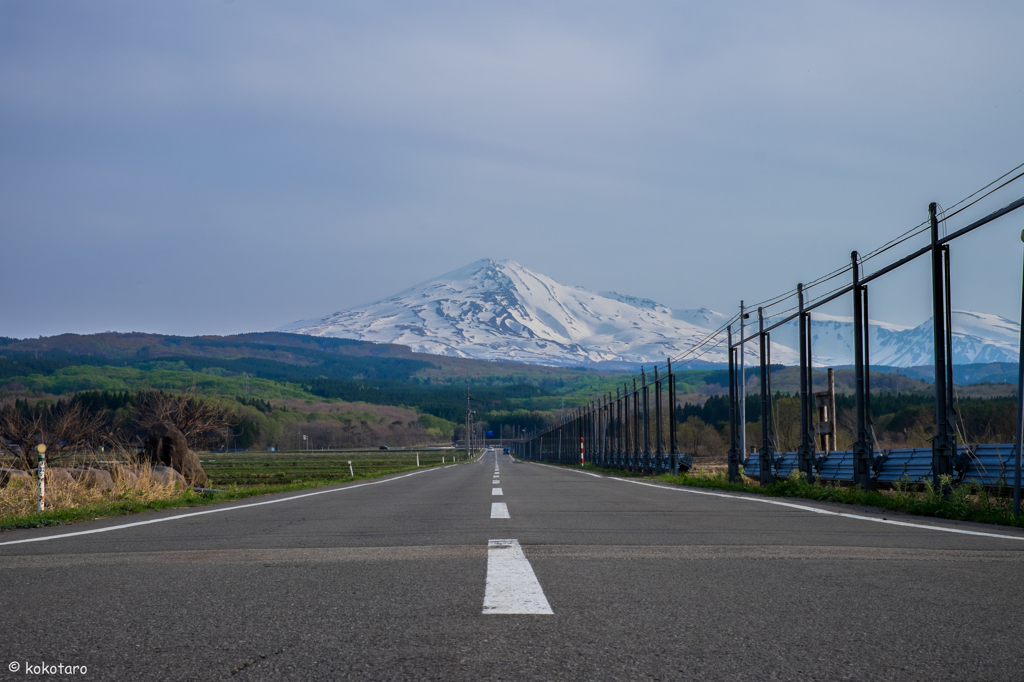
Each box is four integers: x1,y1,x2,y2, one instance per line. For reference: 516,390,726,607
0,461,187,520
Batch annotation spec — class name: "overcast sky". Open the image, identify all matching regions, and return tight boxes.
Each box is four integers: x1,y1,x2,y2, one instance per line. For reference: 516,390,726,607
2,0,1023,340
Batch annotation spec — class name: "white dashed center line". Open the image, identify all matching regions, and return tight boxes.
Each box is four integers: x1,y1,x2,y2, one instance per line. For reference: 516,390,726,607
492,487,503,496
490,502,510,518
482,539,553,615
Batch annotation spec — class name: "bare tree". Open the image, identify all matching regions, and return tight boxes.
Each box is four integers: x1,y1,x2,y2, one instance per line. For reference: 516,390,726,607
0,400,105,469
133,387,237,450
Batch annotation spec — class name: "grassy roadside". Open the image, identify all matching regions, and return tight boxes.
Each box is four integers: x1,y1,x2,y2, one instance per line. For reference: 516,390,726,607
0,459,454,533
566,462,1024,529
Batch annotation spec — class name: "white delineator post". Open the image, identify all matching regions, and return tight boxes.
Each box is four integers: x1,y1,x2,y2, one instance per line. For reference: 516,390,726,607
580,437,584,466
37,444,47,513
348,460,354,477
416,453,420,467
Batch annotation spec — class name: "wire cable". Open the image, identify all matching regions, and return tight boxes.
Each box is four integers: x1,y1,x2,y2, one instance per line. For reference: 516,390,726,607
606,160,1024,400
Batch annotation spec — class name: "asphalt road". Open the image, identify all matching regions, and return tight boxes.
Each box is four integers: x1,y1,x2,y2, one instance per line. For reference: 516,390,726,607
3,451,1024,681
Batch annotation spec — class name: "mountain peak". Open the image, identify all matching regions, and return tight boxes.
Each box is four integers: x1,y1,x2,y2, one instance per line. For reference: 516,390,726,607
276,260,1020,368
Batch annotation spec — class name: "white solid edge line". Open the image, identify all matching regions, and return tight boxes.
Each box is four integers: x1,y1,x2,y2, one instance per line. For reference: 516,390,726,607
482,539,553,615
491,502,510,519
0,467,443,547
525,461,1024,542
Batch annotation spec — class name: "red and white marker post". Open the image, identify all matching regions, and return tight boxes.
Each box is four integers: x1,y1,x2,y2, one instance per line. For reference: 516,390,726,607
580,437,584,466
37,444,46,512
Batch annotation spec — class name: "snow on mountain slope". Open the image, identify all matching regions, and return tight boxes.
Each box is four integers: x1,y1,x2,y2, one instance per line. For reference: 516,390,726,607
278,258,1019,368
278,259,747,366
768,311,1019,366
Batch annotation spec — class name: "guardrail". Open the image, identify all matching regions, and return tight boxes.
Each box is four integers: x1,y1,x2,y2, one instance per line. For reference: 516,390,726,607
743,443,1019,491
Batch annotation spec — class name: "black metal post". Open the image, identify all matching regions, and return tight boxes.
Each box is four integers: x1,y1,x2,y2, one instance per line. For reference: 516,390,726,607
863,285,873,448
930,202,954,488
642,368,650,470
758,307,775,485
592,401,597,459
727,327,740,482
655,367,663,465
797,284,814,483
598,395,606,464
668,362,677,457
1015,229,1024,515
669,358,679,475
590,401,596,460
623,384,630,469
633,379,640,469
851,251,873,490
943,246,957,465
620,388,626,468
807,312,815,455
630,382,636,469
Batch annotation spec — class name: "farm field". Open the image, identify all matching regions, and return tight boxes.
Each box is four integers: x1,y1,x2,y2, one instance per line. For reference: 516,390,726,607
198,448,463,488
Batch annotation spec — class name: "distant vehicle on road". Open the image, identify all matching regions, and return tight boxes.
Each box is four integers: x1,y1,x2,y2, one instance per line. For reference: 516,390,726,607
503,448,510,454
487,447,494,452
378,445,389,450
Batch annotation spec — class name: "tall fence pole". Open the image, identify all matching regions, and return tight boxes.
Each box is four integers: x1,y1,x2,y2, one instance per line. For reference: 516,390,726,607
616,388,622,467
1015,229,1024,516
633,378,640,469
642,367,650,470
806,312,815,453
602,393,610,466
625,383,632,469
728,327,740,482
864,285,873,446
797,284,814,483
655,366,663,469
851,251,873,491
740,300,747,463
758,307,775,485
930,202,954,488
944,245,956,443
668,358,678,462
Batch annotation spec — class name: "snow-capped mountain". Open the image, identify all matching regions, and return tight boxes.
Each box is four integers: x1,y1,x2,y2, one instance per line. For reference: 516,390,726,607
769,311,1021,367
278,259,740,366
277,258,1020,368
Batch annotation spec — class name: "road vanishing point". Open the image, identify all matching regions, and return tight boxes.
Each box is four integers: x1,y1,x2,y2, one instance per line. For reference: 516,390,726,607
3,452,1024,681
